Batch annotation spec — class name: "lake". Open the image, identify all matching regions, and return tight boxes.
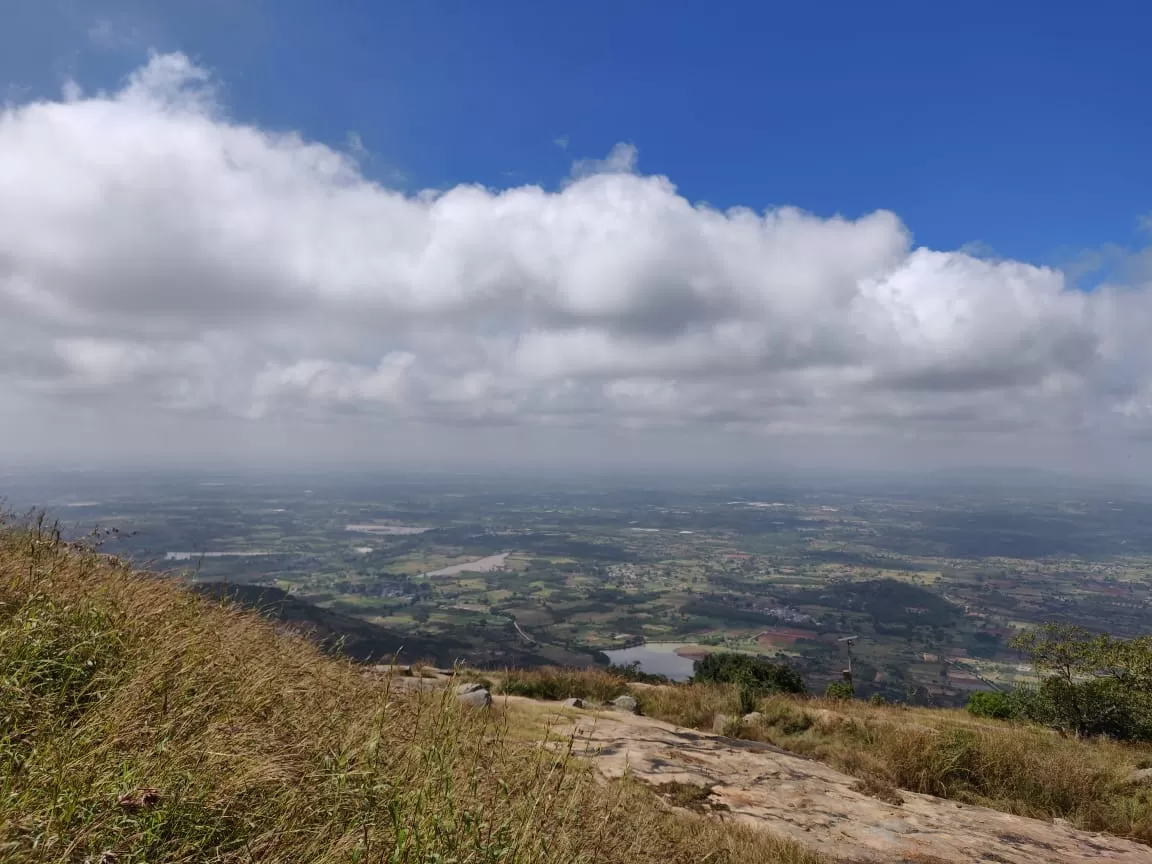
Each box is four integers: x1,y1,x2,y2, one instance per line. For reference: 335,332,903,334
602,643,700,681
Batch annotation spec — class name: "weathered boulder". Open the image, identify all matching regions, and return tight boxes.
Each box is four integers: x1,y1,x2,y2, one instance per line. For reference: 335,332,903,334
457,688,492,708
560,697,585,708
712,714,735,734
610,694,639,714
456,681,486,696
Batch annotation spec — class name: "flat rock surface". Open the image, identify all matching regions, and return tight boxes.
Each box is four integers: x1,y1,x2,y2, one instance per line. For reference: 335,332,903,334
557,708,1152,864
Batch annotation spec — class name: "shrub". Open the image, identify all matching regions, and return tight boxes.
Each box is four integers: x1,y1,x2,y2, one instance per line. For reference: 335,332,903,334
607,661,670,684
824,682,855,701
757,698,814,735
966,690,1018,720
738,682,759,715
498,666,629,702
634,682,741,729
692,652,805,694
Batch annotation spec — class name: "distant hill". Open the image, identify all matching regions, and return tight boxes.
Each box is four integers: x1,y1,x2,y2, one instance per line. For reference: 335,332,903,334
193,582,552,669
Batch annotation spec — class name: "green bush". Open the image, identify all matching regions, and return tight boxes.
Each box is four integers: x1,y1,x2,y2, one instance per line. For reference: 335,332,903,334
692,652,805,694
607,661,669,684
965,690,1018,720
737,682,759,715
824,681,854,701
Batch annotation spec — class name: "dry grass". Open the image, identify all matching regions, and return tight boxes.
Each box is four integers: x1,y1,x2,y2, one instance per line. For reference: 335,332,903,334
0,520,821,864
630,681,742,729
497,666,630,703
848,777,904,807
647,782,730,814
746,695,1152,843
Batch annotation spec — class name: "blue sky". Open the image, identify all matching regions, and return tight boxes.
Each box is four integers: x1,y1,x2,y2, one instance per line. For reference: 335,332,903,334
6,0,1150,268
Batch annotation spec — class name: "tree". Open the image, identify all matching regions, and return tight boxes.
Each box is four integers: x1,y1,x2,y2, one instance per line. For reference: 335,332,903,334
1010,624,1152,740
692,652,805,694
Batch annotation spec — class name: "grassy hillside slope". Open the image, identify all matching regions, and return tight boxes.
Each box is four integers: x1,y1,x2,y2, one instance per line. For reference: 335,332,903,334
0,520,819,864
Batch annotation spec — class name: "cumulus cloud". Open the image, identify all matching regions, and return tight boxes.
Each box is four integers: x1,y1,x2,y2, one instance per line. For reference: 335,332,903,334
2,52,1152,468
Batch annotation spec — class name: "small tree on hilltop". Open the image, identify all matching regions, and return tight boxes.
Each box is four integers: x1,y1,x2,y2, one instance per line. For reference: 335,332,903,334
824,681,854,701
691,652,806,694
1010,623,1152,740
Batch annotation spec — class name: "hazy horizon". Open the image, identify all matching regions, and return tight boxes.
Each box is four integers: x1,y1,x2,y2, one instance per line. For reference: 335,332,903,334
5,459,1152,496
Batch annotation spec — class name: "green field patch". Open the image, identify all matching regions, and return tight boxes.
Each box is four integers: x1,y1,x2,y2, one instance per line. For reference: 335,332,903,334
504,607,554,627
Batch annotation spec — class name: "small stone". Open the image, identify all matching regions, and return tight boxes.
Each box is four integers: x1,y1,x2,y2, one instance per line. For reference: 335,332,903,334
610,694,639,714
456,681,485,695
457,688,492,708
560,697,585,708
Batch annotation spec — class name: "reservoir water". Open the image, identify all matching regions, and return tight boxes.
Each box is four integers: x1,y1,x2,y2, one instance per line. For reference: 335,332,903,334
602,643,699,681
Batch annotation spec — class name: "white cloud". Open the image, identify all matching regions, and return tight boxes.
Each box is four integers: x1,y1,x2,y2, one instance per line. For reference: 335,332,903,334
2,53,1152,469
87,19,142,51
346,130,368,159
569,141,638,180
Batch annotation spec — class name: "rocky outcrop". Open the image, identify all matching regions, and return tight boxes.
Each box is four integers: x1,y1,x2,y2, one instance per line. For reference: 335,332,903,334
358,670,1152,863
557,708,1152,864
